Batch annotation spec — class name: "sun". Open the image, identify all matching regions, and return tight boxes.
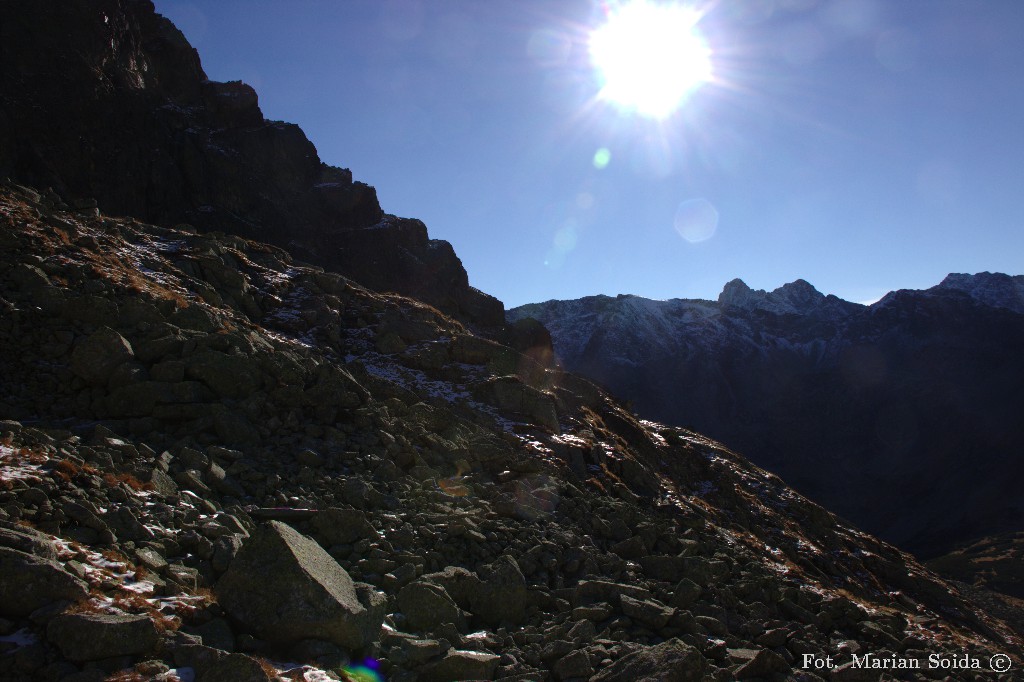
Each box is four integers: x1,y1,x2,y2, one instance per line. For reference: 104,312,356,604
590,1,712,119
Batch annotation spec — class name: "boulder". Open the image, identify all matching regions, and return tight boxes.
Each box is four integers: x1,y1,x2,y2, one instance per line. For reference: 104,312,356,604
173,644,274,682
574,579,654,607
0,547,88,617
0,524,59,560
47,612,159,661
638,554,686,581
472,376,559,431
620,595,674,630
554,649,595,680
105,380,208,418
184,350,263,399
470,555,530,626
418,566,483,611
420,649,500,682
734,647,790,679
670,578,702,609
397,581,466,633
183,617,236,652
215,521,384,650
69,327,135,386
590,639,708,682
610,535,646,560
310,507,377,546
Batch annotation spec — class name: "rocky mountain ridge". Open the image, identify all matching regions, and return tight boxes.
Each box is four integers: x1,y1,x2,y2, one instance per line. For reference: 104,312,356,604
0,0,502,327
0,177,1020,680
508,275,1024,559
716,279,862,320
931,273,1024,315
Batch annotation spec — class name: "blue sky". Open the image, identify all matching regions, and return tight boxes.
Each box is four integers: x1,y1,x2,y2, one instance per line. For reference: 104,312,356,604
154,0,1024,308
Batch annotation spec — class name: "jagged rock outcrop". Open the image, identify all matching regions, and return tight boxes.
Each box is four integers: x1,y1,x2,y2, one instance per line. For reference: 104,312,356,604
509,277,1024,557
0,0,503,326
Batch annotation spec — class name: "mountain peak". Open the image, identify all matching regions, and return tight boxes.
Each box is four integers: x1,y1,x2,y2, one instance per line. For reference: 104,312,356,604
773,278,825,308
718,277,828,316
935,272,1024,314
716,278,755,307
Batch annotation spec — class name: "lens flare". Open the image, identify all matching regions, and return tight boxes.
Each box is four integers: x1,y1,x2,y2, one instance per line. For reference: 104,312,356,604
437,461,472,497
437,476,471,497
343,660,384,682
593,147,611,169
673,198,719,243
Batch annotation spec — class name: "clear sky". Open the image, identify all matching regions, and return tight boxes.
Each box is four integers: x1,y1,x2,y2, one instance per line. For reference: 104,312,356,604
154,0,1024,308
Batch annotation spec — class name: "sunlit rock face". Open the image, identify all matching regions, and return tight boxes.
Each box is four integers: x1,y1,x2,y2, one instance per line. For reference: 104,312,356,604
0,0,502,326
510,275,1024,556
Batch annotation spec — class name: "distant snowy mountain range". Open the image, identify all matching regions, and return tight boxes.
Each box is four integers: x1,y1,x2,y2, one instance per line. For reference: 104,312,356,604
509,272,1024,556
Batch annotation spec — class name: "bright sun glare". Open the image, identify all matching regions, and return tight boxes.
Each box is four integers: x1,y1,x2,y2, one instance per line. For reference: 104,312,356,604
590,1,712,119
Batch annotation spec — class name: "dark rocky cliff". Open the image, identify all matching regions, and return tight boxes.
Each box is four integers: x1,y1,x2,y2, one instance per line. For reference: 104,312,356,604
0,0,503,327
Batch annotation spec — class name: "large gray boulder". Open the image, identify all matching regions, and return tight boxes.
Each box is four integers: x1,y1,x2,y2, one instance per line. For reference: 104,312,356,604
0,546,89,616
215,521,384,651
